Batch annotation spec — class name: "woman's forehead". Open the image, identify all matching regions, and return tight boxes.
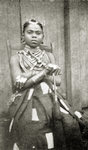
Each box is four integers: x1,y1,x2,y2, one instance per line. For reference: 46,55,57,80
25,23,42,31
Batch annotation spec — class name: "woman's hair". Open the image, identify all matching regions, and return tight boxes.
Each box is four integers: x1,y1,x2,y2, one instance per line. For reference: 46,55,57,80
23,19,43,33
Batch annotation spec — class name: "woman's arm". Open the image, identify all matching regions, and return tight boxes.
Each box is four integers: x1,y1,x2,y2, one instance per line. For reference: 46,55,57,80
10,54,37,90
45,52,61,86
10,52,61,92
10,54,37,80
10,54,48,91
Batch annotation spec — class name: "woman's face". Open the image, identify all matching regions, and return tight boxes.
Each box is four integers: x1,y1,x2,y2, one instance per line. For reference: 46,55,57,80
23,23,44,48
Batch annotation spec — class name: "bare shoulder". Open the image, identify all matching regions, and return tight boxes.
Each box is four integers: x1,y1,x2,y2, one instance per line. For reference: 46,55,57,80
46,51,55,63
10,53,19,65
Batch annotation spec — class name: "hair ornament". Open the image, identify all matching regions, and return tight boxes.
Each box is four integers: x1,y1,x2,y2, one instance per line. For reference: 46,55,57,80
22,18,44,33
25,18,38,24
24,18,45,27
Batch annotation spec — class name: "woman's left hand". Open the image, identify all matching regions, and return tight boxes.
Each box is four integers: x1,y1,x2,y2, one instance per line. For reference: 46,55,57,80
47,63,61,75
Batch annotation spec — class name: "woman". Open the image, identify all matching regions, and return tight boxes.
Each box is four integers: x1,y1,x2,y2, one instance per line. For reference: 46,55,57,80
9,19,61,150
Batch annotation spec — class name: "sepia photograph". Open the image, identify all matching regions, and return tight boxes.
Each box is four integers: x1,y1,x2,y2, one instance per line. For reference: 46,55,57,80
0,0,88,149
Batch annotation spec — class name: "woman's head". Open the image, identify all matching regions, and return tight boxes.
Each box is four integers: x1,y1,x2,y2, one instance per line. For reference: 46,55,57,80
22,19,44,48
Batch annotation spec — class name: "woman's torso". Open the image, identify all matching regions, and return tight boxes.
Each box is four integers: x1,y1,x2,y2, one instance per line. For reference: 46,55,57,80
10,47,54,150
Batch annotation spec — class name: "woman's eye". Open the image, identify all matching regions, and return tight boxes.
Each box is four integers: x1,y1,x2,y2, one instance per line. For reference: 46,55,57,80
27,31,32,34
36,32,41,35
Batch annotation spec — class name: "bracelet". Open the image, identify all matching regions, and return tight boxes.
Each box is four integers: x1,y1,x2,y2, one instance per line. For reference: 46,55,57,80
32,70,46,83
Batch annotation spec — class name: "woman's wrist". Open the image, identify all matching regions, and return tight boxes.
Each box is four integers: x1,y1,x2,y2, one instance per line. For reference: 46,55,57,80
25,70,36,79
32,70,36,76
31,69,46,83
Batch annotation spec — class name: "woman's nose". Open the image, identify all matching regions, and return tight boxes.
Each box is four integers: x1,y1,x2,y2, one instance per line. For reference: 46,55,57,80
32,33,37,38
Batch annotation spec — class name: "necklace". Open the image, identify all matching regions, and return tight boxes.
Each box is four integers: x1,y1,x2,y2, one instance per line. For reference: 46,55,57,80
24,45,46,67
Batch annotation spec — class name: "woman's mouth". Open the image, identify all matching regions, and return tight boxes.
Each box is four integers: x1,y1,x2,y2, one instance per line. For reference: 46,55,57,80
31,40,37,43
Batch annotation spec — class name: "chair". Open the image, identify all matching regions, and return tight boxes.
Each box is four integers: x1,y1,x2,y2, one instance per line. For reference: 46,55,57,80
6,39,54,56
6,39,54,70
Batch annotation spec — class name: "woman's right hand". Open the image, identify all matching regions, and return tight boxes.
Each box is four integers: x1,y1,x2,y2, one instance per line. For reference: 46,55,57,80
15,75,27,89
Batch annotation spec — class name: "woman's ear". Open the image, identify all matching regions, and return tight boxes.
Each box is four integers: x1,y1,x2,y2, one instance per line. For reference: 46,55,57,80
41,34,44,44
43,33,44,39
21,34,25,44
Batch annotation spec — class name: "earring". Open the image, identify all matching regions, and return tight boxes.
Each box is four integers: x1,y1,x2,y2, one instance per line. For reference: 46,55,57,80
41,41,43,44
21,39,25,44
21,36,25,44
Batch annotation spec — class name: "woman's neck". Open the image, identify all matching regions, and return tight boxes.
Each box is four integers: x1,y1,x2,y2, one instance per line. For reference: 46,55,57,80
24,44,39,53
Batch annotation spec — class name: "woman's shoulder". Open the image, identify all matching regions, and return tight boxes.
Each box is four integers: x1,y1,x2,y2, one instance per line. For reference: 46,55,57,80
10,52,19,65
46,51,54,57
46,51,55,63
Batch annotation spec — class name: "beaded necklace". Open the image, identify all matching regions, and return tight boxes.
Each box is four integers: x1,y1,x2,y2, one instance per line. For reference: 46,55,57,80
24,45,47,68
18,45,50,72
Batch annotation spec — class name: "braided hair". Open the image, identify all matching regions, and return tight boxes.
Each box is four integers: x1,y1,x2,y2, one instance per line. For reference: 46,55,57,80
23,19,43,33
